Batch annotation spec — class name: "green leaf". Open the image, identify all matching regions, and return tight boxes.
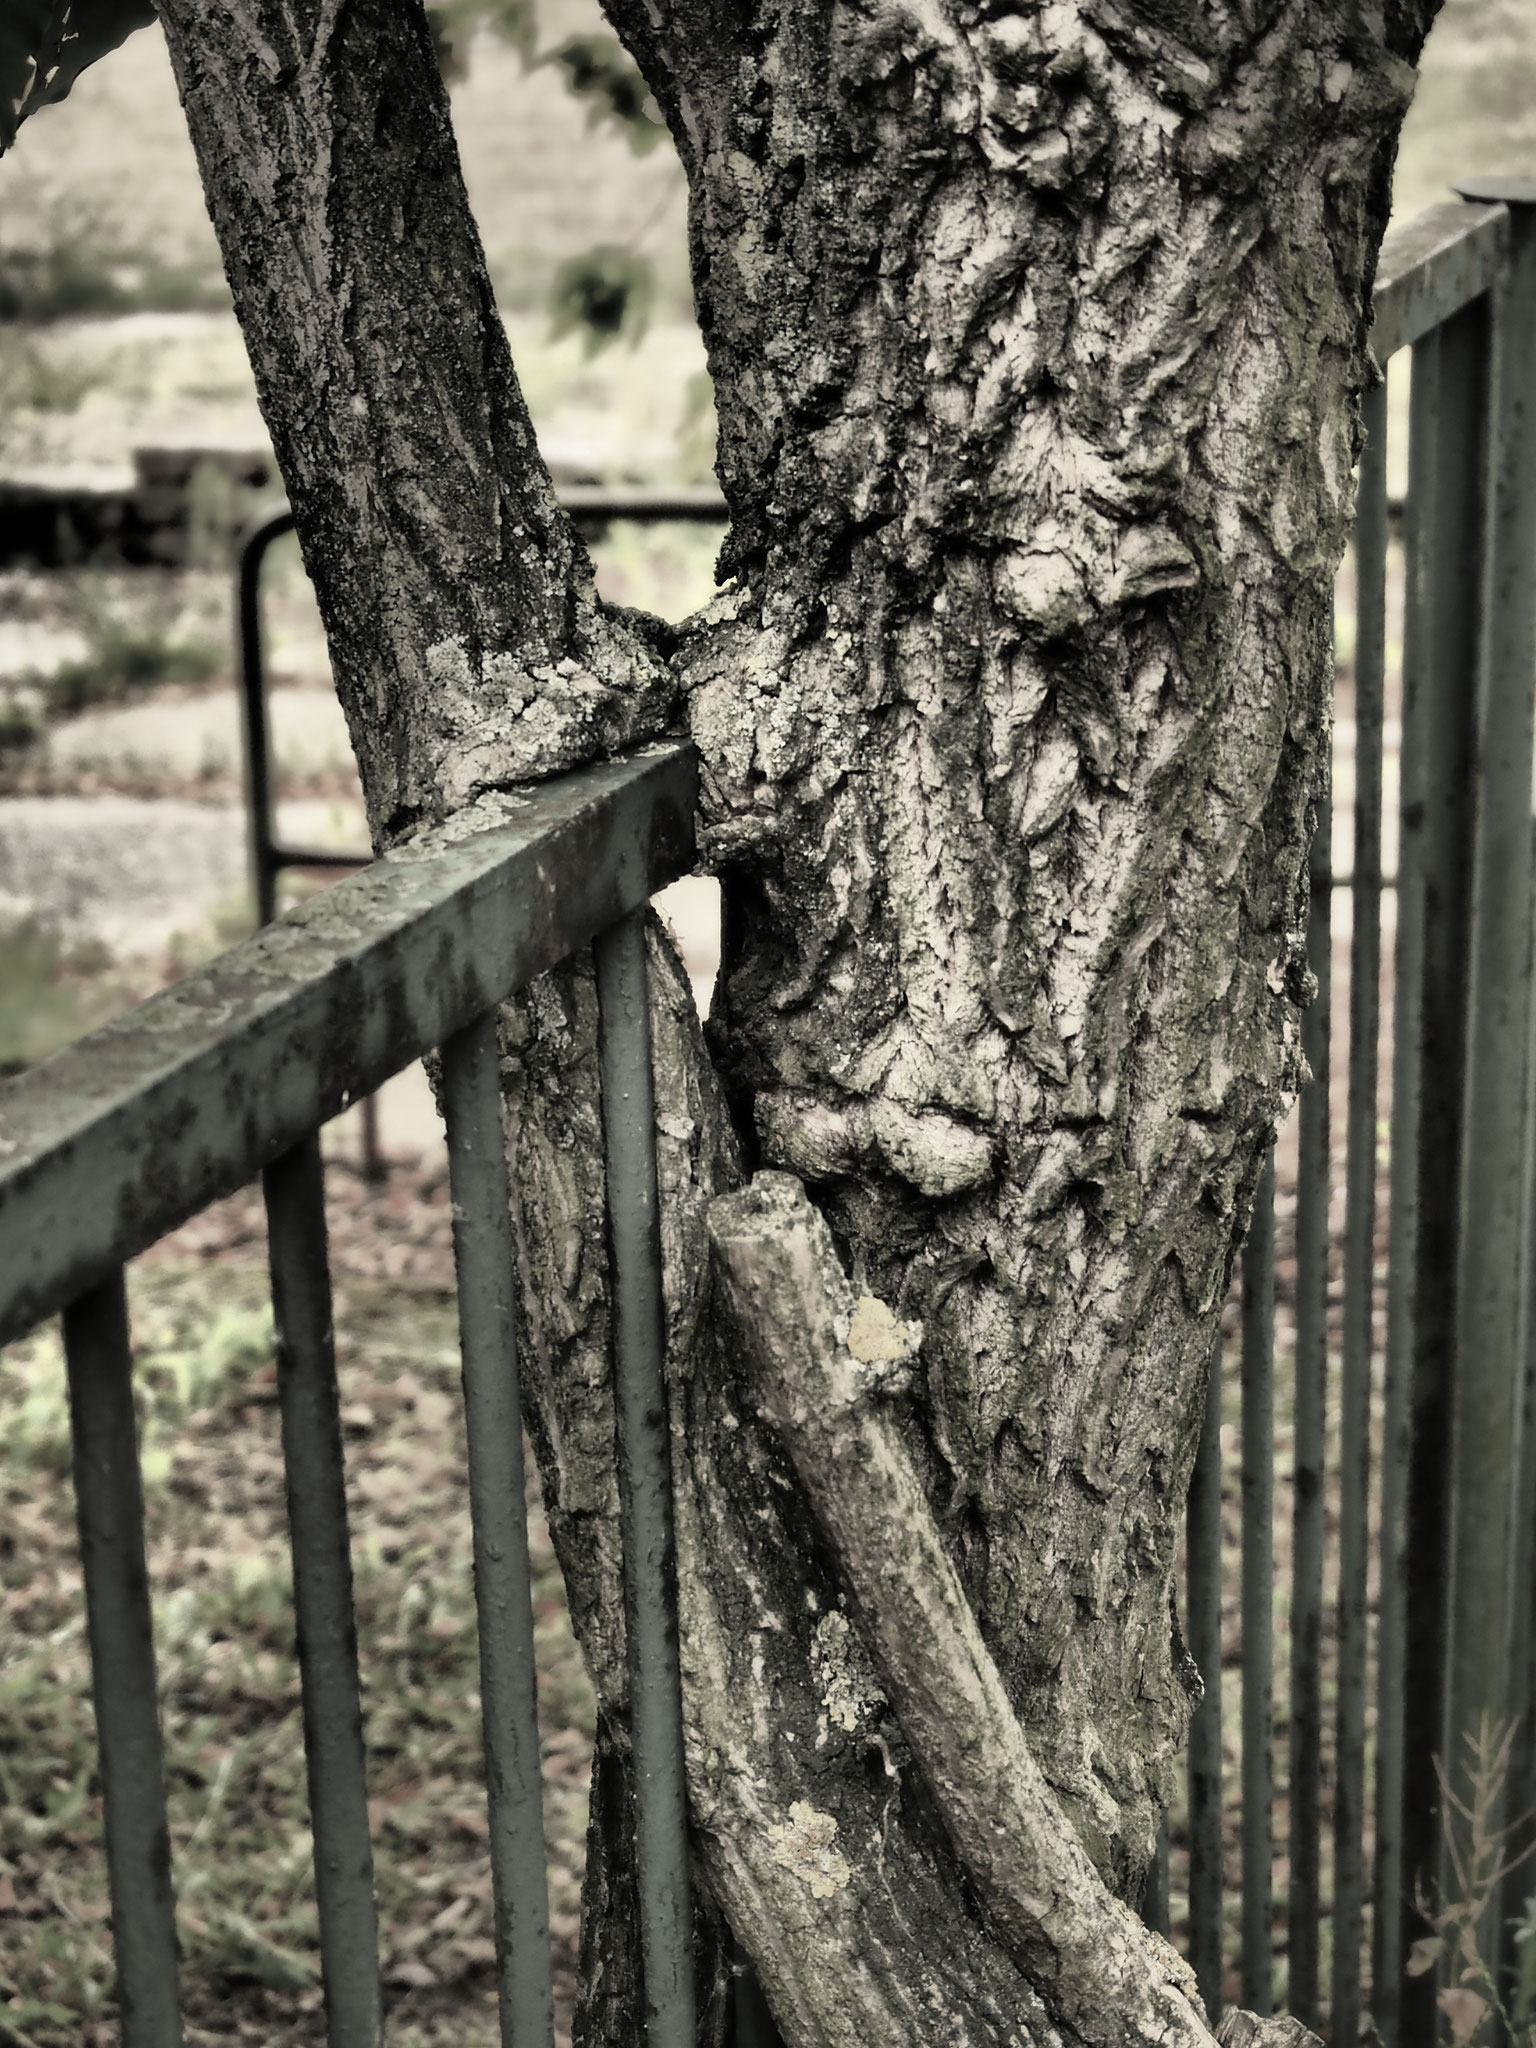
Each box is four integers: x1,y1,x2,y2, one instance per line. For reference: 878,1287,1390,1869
548,35,667,154
549,246,655,355
1,0,156,155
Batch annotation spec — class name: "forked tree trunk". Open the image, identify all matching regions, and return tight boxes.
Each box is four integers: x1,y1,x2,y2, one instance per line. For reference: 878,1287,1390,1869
154,0,1435,2040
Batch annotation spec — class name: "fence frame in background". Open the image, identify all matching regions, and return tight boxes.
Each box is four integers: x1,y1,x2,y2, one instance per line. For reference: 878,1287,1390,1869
236,488,729,1181
0,741,699,2048
236,487,729,926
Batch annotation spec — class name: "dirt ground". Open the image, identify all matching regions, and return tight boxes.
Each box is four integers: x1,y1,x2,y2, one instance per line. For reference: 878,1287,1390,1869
0,1171,596,2047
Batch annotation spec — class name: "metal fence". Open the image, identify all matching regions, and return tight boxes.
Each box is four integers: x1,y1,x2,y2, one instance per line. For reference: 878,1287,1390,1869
0,742,700,2047
1160,181,1536,2046
1,184,1535,2047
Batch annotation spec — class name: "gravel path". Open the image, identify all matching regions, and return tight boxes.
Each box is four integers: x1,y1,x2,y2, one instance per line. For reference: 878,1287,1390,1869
0,793,247,952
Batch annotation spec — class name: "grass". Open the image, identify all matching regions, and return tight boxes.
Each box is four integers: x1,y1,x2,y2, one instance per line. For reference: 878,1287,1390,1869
0,920,80,1073
45,619,220,714
13,573,224,720
0,1253,594,2046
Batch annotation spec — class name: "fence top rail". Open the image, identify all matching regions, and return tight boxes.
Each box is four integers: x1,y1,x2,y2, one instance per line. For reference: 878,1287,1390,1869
242,486,729,556
1371,200,1509,362
0,741,696,1349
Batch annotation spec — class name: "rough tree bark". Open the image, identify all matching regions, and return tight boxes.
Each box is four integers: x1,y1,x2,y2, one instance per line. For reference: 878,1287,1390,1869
152,0,1436,2040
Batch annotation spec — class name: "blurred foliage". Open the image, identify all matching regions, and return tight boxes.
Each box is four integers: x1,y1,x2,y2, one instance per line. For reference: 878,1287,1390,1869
548,34,668,153
2,0,693,354
550,245,655,351
428,0,675,352
428,0,537,72
0,230,124,322
23,573,224,716
0,181,227,321
0,691,44,753
47,615,220,713
0,918,79,1072
0,243,227,321
0,323,101,413
0,0,155,153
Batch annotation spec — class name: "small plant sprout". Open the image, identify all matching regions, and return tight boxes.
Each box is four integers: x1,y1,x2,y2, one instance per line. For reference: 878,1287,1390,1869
1406,1716,1536,2048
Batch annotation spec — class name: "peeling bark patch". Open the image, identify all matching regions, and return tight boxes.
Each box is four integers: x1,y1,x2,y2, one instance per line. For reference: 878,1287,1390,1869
767,1802,853,1897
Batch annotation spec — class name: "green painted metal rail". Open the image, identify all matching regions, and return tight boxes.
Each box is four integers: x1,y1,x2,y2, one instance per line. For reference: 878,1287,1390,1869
0,741,699,2048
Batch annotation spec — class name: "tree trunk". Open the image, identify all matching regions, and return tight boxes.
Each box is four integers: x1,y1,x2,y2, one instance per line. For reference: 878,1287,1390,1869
153,0,1436,2040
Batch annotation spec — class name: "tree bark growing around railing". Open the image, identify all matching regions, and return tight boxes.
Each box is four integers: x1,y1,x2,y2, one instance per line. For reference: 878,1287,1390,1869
153,0,1438,2039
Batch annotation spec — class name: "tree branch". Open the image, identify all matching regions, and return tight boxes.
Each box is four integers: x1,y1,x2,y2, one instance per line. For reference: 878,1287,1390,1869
707,1173,1314,2048
153,0,677,839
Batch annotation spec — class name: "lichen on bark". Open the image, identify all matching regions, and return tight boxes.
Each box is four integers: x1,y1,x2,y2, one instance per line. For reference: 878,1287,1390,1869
152,0,1438,2038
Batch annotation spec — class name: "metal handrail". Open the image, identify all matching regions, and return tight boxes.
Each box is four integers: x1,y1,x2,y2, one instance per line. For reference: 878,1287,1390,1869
0,741,699,2047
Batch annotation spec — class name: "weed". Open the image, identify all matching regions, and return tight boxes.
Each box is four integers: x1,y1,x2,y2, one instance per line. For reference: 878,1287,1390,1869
1406,1716,1536,2048
44,576,221,713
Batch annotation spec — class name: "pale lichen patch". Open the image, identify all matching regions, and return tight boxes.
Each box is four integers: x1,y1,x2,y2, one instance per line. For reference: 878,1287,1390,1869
766,1800,852,1897
812,1610,886,1733
845,1295,921,1365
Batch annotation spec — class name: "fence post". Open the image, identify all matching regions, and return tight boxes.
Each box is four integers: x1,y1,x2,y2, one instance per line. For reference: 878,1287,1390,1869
64,1272,184,2047
1187,1326,1225,2022
1447,179,1536,2019
1392,276,1493,2048
594,911,698,2048
1240,1155,1276,2017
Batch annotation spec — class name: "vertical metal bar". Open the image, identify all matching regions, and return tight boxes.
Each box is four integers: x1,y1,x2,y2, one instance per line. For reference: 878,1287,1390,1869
64,1269,184,2048
1289,790,1332,2030
236,512,292,929
439,1009,556,2048
594,910,696,2048
1392,301,1490,2048
1336,377,1389,2048
263,1136,383,2048
1188,1326,1226,2022
1448,181,1536,2012
1241,1153,1275,2015
1335,407,1392,2039
1346,376,1401,2048
1511,822,1536,2027
359,1091,385,1184
1382,332,1439,2048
